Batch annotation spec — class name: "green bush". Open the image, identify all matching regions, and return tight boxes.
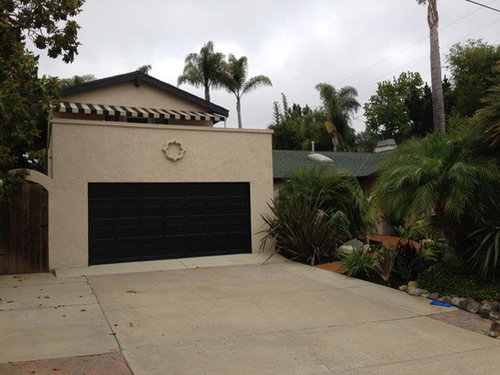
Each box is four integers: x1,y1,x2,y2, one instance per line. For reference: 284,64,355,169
418,263,500,302
339,249,374,280
261,167,372,265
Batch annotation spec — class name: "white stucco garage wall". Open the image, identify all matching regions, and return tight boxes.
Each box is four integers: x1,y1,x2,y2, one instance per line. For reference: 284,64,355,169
48,119,274,269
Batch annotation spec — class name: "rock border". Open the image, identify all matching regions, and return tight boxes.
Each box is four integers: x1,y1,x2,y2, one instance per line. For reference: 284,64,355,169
399,281,500,339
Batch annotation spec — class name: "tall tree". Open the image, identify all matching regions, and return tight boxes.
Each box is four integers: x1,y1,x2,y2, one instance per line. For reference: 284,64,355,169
364,72,432,142
177,41,225,102
417,0,446,133
0,0,84,200
447,40,500,117
221,54,272,129
315,83,360,151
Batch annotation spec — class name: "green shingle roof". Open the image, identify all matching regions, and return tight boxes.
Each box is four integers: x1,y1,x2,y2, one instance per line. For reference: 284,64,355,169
273,150,392,179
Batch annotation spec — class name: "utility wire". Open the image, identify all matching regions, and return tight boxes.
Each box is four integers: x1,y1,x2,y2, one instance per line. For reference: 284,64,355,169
245,7,498,127
465,0,500,12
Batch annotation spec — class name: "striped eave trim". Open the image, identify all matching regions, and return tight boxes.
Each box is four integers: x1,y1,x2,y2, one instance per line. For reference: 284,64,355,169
57,102,226,122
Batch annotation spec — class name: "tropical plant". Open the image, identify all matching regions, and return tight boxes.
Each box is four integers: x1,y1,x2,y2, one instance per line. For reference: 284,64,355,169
221,54,272,128
374,118,500,278
393,241,437,282
315,83,360,151
462,198,500,279
137,64,152,74
60,74,96,88
177,41,225,102
261,190,350,265
476,64,500,149
339,249,374,279
278,167,375,238
261,167,375,265
417,0,446,133
371,245,398,283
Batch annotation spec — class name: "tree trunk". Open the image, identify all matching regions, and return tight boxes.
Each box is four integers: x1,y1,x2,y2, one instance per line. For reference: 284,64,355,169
427,0,446,134
331,134,339,152
236,97,242,129
204,85,210,102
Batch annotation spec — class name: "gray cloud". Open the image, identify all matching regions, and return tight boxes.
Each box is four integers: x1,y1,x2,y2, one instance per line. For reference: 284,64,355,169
34,0,500,131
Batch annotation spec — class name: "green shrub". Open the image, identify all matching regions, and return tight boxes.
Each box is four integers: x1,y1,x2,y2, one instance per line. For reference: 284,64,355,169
418,263,500,301
339,249,374,280
261,192,350,265
393,242,438,283
261,167,373,265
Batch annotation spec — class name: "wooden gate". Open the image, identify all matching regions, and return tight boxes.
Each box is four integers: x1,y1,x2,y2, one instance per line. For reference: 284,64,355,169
0,181,48,274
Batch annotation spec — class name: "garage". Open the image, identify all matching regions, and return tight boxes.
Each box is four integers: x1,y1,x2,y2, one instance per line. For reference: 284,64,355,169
35,71,272,269
88,182,251,265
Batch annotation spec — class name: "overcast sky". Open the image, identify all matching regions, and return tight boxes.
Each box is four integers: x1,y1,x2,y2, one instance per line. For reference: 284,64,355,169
34,0,499,131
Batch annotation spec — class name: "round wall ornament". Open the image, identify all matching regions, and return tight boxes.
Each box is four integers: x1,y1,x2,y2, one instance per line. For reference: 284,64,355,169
162,139,185,161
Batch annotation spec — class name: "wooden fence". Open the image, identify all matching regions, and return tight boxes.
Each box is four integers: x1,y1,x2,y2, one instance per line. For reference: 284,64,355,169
0,182,48,275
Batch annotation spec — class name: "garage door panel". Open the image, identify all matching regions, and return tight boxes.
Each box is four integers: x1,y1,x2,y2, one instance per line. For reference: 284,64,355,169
88,182,251,265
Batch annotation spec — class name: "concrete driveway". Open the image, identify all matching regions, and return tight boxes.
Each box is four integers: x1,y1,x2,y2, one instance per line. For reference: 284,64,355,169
1,254,499,374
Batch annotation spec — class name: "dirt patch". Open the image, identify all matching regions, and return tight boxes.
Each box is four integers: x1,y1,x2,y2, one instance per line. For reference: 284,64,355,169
0,352,132,375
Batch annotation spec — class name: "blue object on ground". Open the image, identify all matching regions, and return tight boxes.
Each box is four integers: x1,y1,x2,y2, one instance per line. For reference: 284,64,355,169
430,300,452,307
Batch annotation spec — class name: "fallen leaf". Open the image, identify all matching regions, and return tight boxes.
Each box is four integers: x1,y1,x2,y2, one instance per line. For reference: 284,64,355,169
109,348,117,352
53,368,61,371
129,322,134,327
108,332,116,336
37,303,43,307
44,296,50,299
80,309,86,312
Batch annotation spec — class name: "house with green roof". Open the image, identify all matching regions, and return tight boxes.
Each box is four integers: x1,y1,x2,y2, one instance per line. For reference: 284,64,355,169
272,145,395,235
272,149,393,193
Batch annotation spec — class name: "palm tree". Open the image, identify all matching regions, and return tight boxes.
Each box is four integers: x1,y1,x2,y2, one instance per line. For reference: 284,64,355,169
417,0,446,134
137,65,152,74
315,83,360,151
221,54,272,129
373,120,499,264
177,41,225,102
60,74,96,88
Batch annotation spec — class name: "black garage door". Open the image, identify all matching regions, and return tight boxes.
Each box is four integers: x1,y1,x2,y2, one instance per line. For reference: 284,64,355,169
88,183,251,265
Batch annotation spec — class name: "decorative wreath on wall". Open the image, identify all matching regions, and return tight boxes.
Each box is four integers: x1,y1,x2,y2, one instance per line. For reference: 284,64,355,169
162,140,185,162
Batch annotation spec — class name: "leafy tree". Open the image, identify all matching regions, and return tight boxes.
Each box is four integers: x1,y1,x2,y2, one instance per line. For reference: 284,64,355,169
137,64,152,74
177,41,225,102
221,54,272,129
60,74,96,88
269,94,330,150
315,83,360,151
0,0,84,201
447,39,500,117
417,0,446,133
364,72,431,142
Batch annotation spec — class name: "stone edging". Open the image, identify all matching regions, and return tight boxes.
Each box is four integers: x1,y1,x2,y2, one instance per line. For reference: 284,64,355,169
398,281,500,339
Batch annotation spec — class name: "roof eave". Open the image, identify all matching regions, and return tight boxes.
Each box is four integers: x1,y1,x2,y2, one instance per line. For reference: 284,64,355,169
61,71,229,117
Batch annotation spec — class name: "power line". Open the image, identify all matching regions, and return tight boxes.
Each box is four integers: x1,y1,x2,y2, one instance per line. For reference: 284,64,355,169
465,0,500,12
245,9,499,127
